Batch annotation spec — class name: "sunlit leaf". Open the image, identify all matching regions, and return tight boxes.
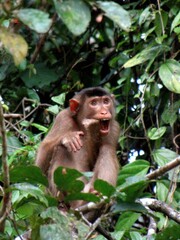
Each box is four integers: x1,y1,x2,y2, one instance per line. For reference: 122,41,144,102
159,59,180,94
139,7,151,26
0,27,28,65
53,0,91,36
31,123,48,133
153,148,178,166
148,127,166,140
97,1,131,31
11,183,48,206
117,160,150,186
51,93,66,106
17,8,52,33
124,45,169,68
171,11,180,32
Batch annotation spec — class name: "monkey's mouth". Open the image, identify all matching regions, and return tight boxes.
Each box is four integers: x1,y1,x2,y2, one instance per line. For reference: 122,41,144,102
100,119,110,135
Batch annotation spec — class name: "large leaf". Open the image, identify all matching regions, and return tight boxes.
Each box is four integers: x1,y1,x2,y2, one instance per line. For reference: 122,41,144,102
54,0,91,36
159,59,180,94
97,1,131,32
17,9,52,33
153,148,178,167
94,179,115,198
54,167,84,193
10,166,48,186
11,183,48,206
117,160,150,186
153,148,180,181
21,63,59,88
0,27,28,65
124,45,169,68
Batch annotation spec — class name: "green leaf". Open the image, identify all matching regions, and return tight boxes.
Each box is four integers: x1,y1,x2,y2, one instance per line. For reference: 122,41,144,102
153,148,178,166
47,105,60,115
97,1,131,32
40,207,89,239
171,11,180,32
10,166,48,186
130,231,147,240
153,149,180,182
54,0,91,36
51,93,66,106
21,63,59,88
115,211,140,231
113,201,147,214
65,192,100,203
159,59,180,94
27,89,40,102
94,179,115,198
139,7,151,26
31,123,48,133
155,10,168,37
147,127,166,140
16,201,44,218
17,9,52,33
6,135,22,155
156,223,180,240
0,27,28,66
156,181,169,202
11,183,48,206
162,100,180,126
124,45,169,68
117,160,150,186
54,167,84,193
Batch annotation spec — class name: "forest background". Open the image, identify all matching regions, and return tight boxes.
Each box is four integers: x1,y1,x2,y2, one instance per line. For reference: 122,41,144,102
0,0,180,239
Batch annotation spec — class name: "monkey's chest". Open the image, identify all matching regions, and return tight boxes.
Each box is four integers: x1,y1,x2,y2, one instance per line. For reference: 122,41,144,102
83,135,101,170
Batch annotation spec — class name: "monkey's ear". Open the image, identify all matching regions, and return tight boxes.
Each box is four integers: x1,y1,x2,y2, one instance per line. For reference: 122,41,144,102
69,99,79,113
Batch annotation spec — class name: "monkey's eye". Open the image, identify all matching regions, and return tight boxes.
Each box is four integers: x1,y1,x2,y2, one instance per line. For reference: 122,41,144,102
103,98,110,104
90,100,97,106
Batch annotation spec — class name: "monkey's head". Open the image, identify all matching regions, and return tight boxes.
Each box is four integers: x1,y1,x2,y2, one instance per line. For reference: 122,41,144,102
69,87,115,136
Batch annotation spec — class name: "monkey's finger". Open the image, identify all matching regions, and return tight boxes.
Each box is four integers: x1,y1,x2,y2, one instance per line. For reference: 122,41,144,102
72,137,83,151
70,141,80,152
77,131,84,136
74,136,83,148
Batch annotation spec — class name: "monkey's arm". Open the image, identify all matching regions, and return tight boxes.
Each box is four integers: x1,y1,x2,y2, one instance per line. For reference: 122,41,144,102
91,144,119,187
87,121,120,190
36,109,84,173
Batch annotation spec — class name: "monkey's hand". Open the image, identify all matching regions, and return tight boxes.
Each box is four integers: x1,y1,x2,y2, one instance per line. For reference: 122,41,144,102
61,131,84,152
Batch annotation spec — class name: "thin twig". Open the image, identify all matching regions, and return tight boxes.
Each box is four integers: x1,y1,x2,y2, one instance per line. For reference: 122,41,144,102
0,102,11,232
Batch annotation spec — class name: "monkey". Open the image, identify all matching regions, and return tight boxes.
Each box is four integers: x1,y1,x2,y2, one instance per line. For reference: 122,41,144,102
36,87,120,208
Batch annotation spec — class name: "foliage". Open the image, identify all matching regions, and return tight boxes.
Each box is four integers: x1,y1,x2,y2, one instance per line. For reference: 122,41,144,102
0,0,180,239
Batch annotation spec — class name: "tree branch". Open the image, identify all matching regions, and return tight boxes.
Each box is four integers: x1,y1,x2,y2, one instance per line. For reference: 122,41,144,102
139,198,180,224
0,102,11,232
146,156,180,180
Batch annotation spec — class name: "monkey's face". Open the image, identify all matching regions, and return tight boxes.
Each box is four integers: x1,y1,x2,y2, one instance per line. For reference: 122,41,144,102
83,96,113,135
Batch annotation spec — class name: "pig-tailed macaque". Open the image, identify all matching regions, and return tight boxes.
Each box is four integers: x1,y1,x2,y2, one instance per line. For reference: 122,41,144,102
36,87,120,211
